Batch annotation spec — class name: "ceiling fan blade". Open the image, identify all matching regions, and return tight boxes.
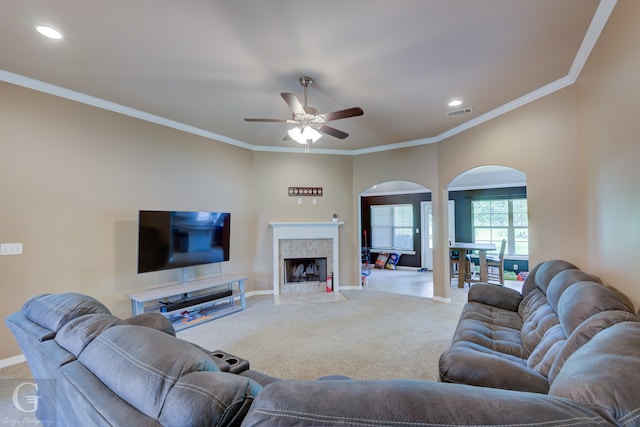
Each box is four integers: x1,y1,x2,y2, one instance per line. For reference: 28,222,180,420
318,125,349,139
318,107,363,122
244,118,296,123
281,92,306,116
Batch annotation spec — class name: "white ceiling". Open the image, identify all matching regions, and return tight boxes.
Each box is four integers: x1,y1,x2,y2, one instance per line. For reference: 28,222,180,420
0,0,614,154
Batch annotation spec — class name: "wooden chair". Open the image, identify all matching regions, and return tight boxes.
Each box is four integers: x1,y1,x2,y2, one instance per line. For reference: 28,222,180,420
485,239,506,285
449,249,472,286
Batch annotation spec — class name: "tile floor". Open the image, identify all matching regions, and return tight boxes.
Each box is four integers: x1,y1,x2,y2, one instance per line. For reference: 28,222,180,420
363,267,523,299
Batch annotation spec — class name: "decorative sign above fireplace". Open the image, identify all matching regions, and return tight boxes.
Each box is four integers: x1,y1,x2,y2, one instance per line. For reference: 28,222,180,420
288,187,323,197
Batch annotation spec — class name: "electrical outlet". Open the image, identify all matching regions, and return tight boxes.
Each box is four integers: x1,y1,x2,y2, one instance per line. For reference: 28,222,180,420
0,243,23,255
513,264,518,271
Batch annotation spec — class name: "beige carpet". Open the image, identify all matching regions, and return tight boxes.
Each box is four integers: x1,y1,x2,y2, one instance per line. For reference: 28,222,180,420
178,288,468,380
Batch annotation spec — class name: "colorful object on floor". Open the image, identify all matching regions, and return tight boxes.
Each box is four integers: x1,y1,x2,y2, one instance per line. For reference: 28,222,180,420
385,252,401,270
374,252,402,269
504,271,518,281
374,253,389,268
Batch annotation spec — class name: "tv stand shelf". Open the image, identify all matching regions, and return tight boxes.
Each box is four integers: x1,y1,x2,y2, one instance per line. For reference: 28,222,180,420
126,275,247,331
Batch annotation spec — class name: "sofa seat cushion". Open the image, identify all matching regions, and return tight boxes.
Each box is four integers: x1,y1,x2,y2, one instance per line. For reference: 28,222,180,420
20,293,111,338
451,318,526,358
439,340,549,393
519,290,560,354
458,301,524,331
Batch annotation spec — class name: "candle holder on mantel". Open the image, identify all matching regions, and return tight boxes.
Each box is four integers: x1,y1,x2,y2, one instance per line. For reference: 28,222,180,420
332,214,338,222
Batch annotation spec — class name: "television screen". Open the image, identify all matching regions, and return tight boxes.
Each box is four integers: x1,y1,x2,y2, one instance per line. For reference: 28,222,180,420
137,210,230,274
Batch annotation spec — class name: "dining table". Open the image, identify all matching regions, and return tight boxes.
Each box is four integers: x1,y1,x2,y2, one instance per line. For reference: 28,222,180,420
449,242,497,287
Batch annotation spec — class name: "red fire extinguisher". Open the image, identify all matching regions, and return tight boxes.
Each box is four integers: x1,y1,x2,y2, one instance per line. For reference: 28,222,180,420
326,272,334,293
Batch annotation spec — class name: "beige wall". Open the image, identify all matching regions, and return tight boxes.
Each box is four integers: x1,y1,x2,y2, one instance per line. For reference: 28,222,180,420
438,87,586,270
3,0,640,360
252,152,356,292
577,0,640,305
352,144,441,288
352,87,586,300
0,83,256,358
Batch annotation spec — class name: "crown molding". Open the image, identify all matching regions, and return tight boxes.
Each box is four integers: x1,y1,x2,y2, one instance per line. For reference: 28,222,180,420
0,0,616,156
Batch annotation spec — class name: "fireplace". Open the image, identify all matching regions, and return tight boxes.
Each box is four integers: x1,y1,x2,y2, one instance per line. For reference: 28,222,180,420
282,257,328,294
270,222,342,295
284,258,327,283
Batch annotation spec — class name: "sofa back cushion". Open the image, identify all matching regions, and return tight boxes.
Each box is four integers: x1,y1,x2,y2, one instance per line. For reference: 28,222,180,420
557,281,635,336
518,262,583,354
549,321,640,425
21,293,111,339
545,270,602,313
55,313,127,357
77,324,260,423
521,260,577,298
547,310,640,384
526,280,636,381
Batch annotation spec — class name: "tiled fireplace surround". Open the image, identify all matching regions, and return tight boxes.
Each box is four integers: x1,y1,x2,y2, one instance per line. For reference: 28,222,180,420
270,222,343,295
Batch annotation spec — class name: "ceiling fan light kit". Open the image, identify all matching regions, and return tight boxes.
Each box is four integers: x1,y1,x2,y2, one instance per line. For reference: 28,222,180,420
287,126,322,144
244,76,363,151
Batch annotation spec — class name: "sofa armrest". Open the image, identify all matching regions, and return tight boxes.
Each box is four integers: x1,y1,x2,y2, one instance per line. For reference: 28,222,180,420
241,379,605,426
468,283,523,311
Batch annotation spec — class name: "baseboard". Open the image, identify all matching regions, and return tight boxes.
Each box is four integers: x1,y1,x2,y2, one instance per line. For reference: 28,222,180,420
245,289,273,298
432,296,452,303
395,266,420,271
0,354,26,369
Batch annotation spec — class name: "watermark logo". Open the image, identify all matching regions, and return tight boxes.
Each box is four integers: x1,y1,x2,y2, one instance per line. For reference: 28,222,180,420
1,378,53,426
12,382,39,413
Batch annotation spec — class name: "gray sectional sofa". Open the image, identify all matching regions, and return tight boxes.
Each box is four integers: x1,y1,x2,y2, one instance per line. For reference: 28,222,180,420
6,259,640,426
5,292,276,426
439,259,638,393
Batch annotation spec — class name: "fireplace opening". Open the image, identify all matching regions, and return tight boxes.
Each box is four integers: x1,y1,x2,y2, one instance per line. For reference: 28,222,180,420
284,257,327,283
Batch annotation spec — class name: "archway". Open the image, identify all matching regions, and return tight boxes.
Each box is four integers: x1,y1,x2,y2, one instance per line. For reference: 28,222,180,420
358,180,433,297
445,165,528,285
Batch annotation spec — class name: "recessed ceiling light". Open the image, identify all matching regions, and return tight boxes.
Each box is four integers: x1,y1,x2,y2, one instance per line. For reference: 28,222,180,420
448,99,463,107
36,26,63,40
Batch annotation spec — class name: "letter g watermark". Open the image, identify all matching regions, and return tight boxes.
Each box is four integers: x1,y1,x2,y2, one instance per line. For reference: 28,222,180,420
12,381,39,413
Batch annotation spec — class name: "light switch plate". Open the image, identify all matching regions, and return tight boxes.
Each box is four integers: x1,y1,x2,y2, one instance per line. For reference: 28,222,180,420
0,243,23,255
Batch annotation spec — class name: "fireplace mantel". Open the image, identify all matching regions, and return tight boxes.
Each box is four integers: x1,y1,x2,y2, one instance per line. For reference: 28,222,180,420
270,222,343,295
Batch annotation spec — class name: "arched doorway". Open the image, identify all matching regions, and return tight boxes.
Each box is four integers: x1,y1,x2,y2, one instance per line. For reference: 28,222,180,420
359,181,434,297
446,165,528,284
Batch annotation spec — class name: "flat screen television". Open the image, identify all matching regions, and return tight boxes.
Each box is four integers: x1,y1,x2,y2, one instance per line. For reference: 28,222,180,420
137,210,230,274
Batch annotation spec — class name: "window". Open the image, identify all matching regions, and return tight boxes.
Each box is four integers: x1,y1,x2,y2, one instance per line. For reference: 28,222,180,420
370,204,414,250
472,199,528,256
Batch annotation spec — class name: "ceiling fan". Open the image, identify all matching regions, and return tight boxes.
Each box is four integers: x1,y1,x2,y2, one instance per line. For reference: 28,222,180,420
244,76,363,143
